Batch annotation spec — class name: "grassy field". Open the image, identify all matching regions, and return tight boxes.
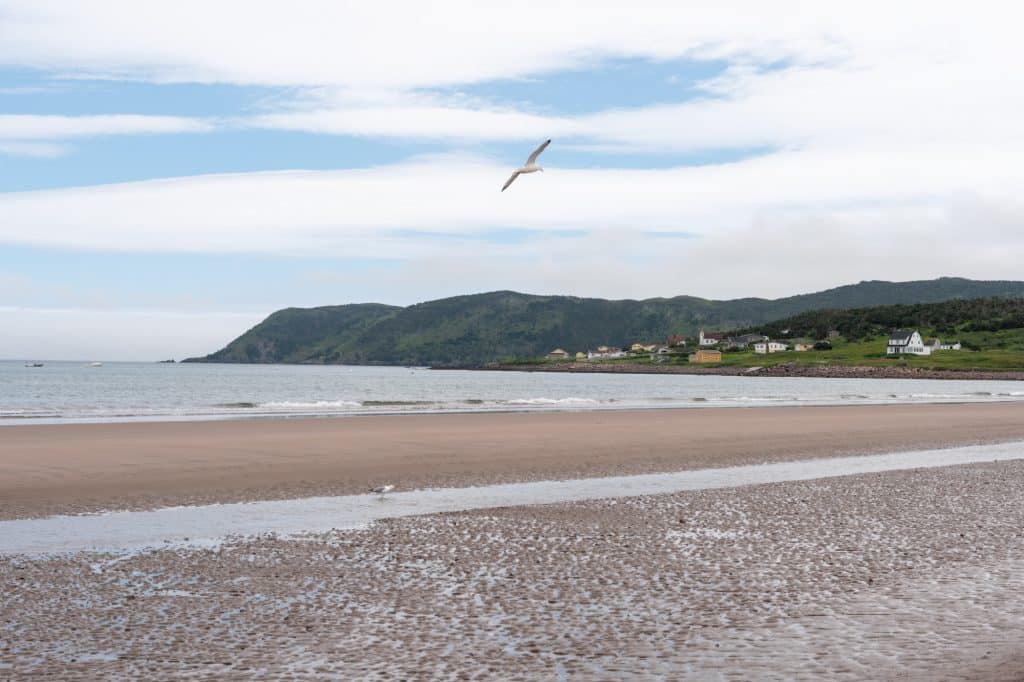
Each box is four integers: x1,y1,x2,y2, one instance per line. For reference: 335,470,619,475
538,329,1024,372
712,336,1024,372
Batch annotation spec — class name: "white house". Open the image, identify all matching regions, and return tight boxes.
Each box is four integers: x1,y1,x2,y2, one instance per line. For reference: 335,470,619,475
698,329,720,346
940,341,962,350
587,346,627,360
887,330,930,355
754,340,789,354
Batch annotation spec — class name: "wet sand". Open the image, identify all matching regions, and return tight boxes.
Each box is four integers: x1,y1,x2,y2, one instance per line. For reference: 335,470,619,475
3,461,1023,679
3,404,1024,678
4,402,1024,519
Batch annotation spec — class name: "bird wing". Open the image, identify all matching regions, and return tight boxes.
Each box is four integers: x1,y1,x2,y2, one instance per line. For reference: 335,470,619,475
526,139,551,165
501,170,521,192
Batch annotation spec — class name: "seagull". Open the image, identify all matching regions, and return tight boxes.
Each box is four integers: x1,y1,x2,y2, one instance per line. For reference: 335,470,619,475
501,139,551,192
370,484,395,498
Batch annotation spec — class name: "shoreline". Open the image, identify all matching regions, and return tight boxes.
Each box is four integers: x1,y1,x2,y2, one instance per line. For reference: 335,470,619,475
3,402,1024,520
477,361,1024,380
5,394,1024,427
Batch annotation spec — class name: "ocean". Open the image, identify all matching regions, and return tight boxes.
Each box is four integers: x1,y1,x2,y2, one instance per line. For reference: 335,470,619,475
2,360,1024,425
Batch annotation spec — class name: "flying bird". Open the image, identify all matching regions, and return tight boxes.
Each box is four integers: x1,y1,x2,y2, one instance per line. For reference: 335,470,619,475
501,139,551,191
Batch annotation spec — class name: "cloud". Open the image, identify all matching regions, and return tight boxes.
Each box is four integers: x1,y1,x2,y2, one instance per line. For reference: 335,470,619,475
249,101,576,142
0,4,1011,83
2,1,1023,311
0,2,836,88
0,85,56,95
0,145,1022,298
214,4,1022,158
0,114,213,140
0,114,212,158
4,3,1023,293
0,140,68,157
3,3,1022,159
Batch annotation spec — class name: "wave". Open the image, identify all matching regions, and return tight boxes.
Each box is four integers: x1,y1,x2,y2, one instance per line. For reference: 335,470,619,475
721,396,795,402
361,400,435,407
0,409,62,419
505,397,600,406
260,400,362,409
0,413,61,420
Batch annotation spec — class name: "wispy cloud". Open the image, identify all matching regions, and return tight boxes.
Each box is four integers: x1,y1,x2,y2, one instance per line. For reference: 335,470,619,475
1,1,1023,314
3,4,1022,157
0,85,57,95
0,3,814,88
0,114,213,158
0,114,212,139
0,140,68,157
1,145,1022,297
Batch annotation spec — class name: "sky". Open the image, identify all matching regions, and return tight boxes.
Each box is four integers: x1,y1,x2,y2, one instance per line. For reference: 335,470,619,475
2,1,1023,360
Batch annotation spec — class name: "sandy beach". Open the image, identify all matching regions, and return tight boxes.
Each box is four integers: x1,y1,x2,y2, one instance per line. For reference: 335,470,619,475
3,458,1024,679
2,402,1024,519
3,403,1024,679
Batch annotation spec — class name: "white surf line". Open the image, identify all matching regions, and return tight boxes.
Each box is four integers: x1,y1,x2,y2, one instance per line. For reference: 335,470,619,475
1,441,1022,556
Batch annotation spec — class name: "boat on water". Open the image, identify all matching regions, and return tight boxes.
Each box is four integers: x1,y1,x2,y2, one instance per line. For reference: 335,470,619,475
87,362,103,367
24,362,44,368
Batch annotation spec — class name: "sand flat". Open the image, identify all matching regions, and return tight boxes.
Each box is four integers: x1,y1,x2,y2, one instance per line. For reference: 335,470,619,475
3,403,1024,678
3,461,1023,679
4,402,1024,519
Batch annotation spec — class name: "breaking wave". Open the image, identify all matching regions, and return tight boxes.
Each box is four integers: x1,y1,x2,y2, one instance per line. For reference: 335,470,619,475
260,400,362,409
505,397,601,406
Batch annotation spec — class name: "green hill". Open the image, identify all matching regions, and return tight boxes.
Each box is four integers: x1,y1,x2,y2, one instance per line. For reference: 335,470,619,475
197,303,401,363
729,296,1024,341
185,277,1024,366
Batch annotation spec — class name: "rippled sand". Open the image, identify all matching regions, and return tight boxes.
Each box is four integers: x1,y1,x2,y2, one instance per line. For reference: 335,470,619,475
3,461,1023,679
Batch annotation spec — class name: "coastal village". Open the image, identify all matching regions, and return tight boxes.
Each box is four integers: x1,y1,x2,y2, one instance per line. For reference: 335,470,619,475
546,328,963,363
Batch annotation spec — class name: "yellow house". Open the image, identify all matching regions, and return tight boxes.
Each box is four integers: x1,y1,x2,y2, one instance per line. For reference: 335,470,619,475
575,352,587,360
546,348,570,360
688,349,722,363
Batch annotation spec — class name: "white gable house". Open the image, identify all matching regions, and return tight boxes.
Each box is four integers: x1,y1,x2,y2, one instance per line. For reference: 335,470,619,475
887,330,930,355
754,340,789,354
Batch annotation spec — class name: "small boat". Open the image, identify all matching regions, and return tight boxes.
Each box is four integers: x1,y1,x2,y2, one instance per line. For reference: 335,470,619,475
24,362,44,368
88,362,103,367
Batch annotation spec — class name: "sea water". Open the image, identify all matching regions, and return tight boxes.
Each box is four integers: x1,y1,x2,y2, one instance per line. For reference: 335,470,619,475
2,360,1023,424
